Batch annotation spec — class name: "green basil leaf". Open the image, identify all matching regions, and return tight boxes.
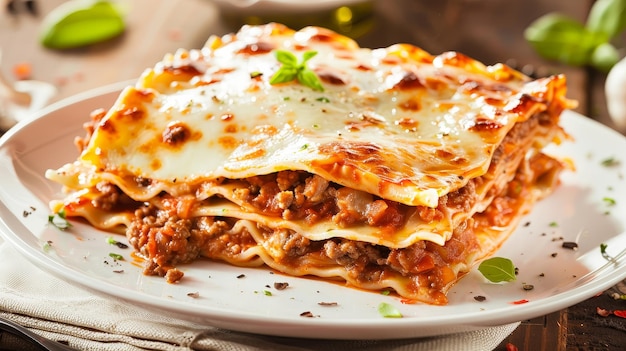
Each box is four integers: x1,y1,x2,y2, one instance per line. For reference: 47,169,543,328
275,50,298,66
586,0,626,39
591,42,620,72
269,67,298,85
297,69,325,92
524,13,605,66
40,0,125,49
478,257,517,283
377,302,402,318
301,50,318,64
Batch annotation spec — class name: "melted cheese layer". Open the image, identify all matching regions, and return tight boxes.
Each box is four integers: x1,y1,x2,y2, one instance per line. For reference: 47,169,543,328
77,24,570,208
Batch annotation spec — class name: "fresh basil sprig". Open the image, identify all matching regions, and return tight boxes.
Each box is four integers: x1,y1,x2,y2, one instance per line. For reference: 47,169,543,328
478,257,517,283
525,0,626,72
270,50,325,92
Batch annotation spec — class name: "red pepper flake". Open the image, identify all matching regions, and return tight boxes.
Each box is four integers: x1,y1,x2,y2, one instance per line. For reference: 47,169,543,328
614,310,626,318
512,299,529,305
506,343,519,351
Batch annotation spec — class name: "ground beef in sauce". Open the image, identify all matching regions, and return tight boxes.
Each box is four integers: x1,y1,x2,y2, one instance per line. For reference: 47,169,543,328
126,204,232,282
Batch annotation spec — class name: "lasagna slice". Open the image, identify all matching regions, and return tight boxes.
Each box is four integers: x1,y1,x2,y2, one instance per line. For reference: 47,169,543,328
46,23,574,305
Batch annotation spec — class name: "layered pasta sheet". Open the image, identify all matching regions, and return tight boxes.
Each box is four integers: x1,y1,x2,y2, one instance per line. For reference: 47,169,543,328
46,23,574,304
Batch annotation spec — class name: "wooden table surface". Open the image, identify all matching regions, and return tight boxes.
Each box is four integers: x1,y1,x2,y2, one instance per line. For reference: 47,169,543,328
1,0,625,350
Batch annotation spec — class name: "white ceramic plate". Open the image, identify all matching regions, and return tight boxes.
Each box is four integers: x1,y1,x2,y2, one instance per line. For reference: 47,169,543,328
1,82,626,340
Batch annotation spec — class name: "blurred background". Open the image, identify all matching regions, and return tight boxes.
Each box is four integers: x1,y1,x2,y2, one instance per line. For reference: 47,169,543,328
0,0,607,130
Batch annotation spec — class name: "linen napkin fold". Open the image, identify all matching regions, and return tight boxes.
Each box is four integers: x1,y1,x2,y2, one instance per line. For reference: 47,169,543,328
0,238,518,351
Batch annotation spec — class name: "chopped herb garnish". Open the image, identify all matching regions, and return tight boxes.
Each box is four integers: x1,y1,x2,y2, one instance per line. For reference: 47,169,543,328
378,302,403,318
108,252,124,261
106,236,129,249
300,144,309,151
380,290,391,296
603,197,617,206
601,157,620,167
48,209,72,230
43,240,52,252
601,243,608,255
316,96,330,103
549,221,558,227
478,257,517,283
263,290,272,296
270,50,324,91
250,71,263,78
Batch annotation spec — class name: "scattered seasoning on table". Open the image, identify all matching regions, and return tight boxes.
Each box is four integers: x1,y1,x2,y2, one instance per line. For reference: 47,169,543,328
614,310,626,318
505,342,519,351
562,241,579,250
610,292,626,300
597,307,611,317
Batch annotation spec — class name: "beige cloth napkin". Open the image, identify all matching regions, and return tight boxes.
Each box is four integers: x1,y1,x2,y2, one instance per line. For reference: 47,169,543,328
0,238,518,351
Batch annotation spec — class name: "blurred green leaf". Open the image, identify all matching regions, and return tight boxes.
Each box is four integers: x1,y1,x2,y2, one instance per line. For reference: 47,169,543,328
524,13,606,66
591,42,620,72
40,0,125,49
587,0,626,38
